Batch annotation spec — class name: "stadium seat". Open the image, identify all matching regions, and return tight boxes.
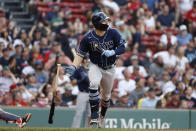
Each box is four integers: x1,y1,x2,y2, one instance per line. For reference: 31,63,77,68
61,0,75,2
120,51,132,60
70,9,84,14
147,30,164,36
72,14,85,20
61,2,80,8
153,36,161,41
142,41,156,46
79,3,93,10
141,36,155,42
78,0,91,3
79,3,94,7
119,10,129,15
34,2,49,8
38,7,51,13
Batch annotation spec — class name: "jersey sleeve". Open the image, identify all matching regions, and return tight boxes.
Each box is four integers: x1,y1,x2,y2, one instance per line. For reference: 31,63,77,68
77,36,89,58
70,69,79,80
113,29,126,47
112,29,126,55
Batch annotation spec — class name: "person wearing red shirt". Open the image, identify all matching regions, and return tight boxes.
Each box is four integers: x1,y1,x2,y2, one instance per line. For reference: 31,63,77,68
129,0,141,11
186,1,196,22
31,45,43,62
186,1,196,34
9,91,28,107
166,90,181,108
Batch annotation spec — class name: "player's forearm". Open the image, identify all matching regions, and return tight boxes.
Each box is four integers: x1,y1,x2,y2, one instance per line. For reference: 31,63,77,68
114,44,125,55
72,55,83,68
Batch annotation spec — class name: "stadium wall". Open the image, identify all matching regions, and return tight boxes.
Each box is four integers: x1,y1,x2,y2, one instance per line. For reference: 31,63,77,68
0,107,195,129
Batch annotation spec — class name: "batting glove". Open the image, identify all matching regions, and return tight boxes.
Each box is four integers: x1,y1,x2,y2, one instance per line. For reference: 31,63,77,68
101,50,115,57
65,65,76,75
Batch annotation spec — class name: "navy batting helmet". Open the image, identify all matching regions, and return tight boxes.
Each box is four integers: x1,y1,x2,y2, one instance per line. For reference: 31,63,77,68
92,12,110,31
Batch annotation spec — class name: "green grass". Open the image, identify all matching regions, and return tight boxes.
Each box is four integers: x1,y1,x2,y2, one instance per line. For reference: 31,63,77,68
0,128,192,131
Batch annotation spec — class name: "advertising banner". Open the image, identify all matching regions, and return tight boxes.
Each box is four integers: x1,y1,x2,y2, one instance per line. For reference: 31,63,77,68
0,107,192,129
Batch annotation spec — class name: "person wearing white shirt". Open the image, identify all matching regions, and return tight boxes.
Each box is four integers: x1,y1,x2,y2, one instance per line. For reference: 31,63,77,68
115,58,126,80
176,46,189,72
154,45,178,67
101,0,120,13
55,67,71,94
128,55,148,77
162,81,176,94
0,67,14,92
160,28,177,46
192,86,196,99
190,79,196,99
178,0,194,12
162,72,179,94
0,38,8,48
144,9,155,30
117,68,136,95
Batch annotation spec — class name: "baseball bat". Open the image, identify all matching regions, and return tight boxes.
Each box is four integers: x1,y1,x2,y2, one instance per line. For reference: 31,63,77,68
71,48,77,57
48,64,61,124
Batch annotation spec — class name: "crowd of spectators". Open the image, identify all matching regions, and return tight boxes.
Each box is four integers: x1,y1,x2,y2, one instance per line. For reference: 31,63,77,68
0,0,195,109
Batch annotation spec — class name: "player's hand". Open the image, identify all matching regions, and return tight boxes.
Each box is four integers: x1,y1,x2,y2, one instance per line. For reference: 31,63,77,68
101,50,115,57
65,65,76,75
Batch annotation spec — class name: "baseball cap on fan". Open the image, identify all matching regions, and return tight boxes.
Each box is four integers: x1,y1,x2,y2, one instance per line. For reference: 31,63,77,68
179,25,187,31
22,66,35,76
64,83,73,91
118,91,127,98
52,41,60,46
2,47,10,52
13,39,24,48
148,87,156,92
131,55,138,60
171,90,179,95
115,20,124,27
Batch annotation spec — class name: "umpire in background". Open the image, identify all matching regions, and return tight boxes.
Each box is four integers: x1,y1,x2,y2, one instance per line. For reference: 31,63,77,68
71,55,90,128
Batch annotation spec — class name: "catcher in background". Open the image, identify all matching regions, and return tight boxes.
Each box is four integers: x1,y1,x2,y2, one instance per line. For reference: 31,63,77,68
66,12,126,128
0,108,31,128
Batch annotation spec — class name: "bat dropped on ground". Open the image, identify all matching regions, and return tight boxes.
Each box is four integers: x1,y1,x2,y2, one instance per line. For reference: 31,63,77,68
48,64,61,124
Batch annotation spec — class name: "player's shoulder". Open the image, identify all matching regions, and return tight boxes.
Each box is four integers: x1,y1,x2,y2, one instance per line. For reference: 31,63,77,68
108,27,120,35
82,30,94,40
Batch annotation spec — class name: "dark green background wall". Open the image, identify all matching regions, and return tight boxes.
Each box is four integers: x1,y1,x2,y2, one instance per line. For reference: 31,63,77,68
0,107,194,129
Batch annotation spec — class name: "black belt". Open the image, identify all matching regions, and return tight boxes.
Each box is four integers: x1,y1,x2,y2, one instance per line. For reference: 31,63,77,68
100,64,115,70
80,90,89,93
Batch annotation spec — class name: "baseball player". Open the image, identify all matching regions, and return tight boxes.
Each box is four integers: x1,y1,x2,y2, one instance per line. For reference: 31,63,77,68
66,12,126,128
71,55,90,128
0,108,31,128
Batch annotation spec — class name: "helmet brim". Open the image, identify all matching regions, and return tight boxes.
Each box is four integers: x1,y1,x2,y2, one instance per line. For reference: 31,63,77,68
100,17,110,22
